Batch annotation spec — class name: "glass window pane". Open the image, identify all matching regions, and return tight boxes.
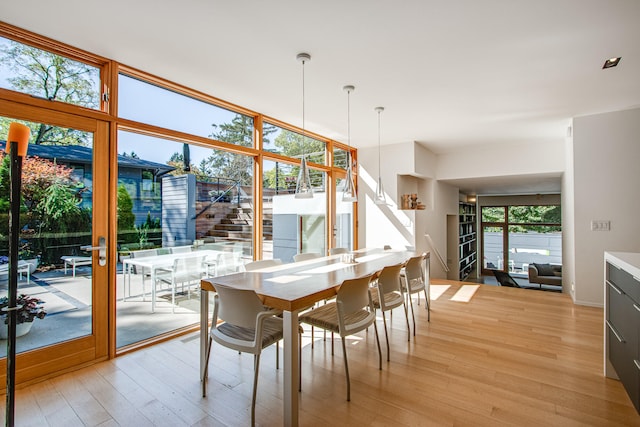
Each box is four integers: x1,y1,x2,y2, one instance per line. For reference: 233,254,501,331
118,74,254,147
508,205,561,224
333,147,348,169
508,225,562,273
263,122,325,165
0,36,101,109
116,130,253,348
262,160,325,262
482,206,505,222
0,117,93,355
335,178,353,251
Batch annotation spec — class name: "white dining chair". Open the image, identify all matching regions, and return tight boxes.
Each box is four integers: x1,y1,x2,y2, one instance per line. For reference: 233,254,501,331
299,272,382,401
293,252,322,262
202,284,284,426
329,247,348,255
244,259,282,271
370,262,411,360
402,252,430,335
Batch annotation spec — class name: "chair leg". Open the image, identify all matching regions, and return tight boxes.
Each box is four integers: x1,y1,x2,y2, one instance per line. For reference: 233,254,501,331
276,342,279,369
202,336,213,397
299,333,302,392
373,319,383,371
403,300,411,342
341,336,351,402
408,293,416,337
423,289,430,322
381,312,390,362
331,332,334,355
252,354,260,427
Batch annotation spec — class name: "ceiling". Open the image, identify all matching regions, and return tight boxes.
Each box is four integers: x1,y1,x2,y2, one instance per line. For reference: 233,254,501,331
3,0,640,194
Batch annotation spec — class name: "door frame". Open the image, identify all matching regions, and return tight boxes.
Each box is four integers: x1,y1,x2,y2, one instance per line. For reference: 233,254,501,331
0,100,110,386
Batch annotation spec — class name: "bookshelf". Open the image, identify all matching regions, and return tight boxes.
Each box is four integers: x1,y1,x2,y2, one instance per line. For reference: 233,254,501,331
447,201,477,281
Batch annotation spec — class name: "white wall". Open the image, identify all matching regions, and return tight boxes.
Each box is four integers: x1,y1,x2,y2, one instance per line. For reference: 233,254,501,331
437,140,565,180
562,125,576,300
571,107,640,306
357,142,457,279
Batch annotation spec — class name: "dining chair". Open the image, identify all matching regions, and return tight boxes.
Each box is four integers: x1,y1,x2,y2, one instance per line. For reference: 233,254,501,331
155,254,207,312
299,272,382,401
329,247,349,255
293,252,322,262
202,284,285,426
244,258,282,271
370,262,411,360
402,253,430,335
169,245,192,254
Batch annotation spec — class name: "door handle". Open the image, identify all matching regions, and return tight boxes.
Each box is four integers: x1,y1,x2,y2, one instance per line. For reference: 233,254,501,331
81,236,107,266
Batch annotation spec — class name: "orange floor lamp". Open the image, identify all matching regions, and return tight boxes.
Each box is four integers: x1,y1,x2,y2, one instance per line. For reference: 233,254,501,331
4,122,30,427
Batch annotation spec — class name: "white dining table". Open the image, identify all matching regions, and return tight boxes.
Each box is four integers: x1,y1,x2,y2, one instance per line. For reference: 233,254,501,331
123,249,222,312
200,248,418,426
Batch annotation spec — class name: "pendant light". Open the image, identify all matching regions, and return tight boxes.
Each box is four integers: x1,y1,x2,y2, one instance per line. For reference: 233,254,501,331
295,52,313,199
374,106,387,205
342,85,357,202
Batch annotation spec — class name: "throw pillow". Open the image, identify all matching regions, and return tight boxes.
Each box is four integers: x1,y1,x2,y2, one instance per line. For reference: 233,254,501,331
533,263,555,276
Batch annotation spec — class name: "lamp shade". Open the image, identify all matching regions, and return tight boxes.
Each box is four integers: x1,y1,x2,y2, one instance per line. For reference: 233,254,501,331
6,122,31,156
295,156,313,199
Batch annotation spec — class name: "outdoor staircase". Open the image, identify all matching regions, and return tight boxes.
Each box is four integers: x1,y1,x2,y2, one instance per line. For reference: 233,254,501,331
206,204,273,241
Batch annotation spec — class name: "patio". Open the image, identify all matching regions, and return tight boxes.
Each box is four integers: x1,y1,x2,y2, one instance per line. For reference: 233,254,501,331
0,262,210,357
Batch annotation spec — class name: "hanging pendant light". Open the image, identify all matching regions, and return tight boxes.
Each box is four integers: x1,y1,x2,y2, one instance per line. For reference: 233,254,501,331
342,85,357,202
295,53,313,199
374,106,387,205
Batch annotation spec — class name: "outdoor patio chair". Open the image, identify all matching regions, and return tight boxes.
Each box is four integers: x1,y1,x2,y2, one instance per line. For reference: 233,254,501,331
155,254,208,312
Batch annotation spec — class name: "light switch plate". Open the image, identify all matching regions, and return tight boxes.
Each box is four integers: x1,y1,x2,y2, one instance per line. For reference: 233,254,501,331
591,220,611,231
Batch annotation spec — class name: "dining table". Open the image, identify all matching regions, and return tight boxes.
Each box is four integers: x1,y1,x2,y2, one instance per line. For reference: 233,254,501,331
199,248,419,427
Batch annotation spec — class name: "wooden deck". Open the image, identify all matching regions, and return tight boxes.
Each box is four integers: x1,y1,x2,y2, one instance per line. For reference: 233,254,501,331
2,279,638,426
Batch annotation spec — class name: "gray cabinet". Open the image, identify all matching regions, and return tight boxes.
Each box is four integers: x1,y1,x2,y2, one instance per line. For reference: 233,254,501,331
606,260,640,412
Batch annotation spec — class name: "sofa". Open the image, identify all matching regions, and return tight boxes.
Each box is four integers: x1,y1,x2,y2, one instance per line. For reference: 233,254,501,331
528,263,562,287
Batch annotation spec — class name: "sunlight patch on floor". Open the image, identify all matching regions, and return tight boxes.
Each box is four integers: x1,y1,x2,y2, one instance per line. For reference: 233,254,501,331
450,285,480,302
430,284,451,301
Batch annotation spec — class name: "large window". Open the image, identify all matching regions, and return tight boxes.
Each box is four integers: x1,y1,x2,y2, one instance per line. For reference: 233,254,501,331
0,36,102,110
118,74,254,146
482,205,561,276
263,122,326,165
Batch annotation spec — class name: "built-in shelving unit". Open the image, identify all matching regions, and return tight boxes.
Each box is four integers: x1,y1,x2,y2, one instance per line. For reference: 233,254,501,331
447,200,477,281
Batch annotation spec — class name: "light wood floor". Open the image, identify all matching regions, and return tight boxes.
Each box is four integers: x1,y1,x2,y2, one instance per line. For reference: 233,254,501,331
2,280,639,426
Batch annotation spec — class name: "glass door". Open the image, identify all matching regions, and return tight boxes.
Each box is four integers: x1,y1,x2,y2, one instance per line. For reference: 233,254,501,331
0,102,109,386
482,225,506,275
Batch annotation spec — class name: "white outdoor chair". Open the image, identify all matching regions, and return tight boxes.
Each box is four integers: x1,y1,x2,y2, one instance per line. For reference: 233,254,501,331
293,252,322,262
129,249,157,299
155,254,207,312
370,262,411,360
170,245,192,254
299,272,382,401
202,284,296,426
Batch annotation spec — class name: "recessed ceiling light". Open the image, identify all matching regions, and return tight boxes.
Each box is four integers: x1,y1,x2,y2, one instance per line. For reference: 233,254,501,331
603,57,621,69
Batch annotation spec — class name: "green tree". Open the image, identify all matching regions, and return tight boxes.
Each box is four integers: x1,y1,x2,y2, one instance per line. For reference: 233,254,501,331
0,39,97,146
37,183,91,233
117,185,136,231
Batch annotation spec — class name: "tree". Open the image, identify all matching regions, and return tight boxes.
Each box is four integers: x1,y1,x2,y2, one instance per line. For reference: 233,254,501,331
117,185,136,231
0,39,97,146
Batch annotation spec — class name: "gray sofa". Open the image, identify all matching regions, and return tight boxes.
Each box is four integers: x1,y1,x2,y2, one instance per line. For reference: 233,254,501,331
528,263,562,286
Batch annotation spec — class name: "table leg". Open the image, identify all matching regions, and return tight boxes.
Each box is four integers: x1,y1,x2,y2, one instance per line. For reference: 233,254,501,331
151,269,156,313
283,310,299,427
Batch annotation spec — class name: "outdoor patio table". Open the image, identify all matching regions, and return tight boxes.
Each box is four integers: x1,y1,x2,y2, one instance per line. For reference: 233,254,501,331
61,256,92,278
199,248,417,427
123,249,223,312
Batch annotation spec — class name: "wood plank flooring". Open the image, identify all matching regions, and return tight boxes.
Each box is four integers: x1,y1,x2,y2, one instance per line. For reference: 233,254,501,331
2,280,639,426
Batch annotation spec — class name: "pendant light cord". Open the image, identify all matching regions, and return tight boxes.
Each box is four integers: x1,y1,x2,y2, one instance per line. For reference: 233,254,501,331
377,108,381,177
301,58,306,159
